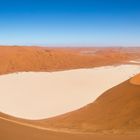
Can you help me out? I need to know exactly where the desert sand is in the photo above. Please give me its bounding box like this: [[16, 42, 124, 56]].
[[1, 73, 140, 140], [0, 65, 140, 119], [130, 73, 140, 85], [0, 46, 140, 75], [39, 73, 140, 134], [1, 46, 140, 139], [1, 115, 140, 140]]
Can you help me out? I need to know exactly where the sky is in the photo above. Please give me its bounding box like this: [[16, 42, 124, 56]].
[[0, 0, 140, 46]]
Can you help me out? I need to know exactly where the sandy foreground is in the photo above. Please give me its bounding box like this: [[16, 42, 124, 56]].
[[0, 64, 140, 119], [1, 117, 140, 140]]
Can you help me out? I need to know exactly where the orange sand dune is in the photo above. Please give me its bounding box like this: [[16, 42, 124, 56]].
[[1, 113, 140, 140], [1, 46, 140, 139], [0, 46, 139, 75], [1, 74, 140, 135], [34, 77, 140, 134], [130, 74, 140, 85]]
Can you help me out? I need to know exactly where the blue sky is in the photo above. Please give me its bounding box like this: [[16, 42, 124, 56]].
[[0, 0, 140, 46]]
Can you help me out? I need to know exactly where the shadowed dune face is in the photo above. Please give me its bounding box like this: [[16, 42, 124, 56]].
[[0, 65, 140, 119]]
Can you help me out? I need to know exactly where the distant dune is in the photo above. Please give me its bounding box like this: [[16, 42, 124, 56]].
[[0, 46, 139, 75]]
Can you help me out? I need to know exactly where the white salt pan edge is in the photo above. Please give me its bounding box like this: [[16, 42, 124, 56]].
[[129, 60, 140, 64], [0, 64, 140, 120]]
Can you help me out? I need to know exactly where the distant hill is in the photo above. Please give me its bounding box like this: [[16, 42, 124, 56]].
[[0, 46, 137, 74]]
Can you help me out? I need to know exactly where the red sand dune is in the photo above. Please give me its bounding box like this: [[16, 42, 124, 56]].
[[35, 77, 140, 134], [0, 46, 139, 75], [1, 113, 140, 140], [0, 74, 140, 135], [1, 46, 140, 139], [130, 74, 140, 85], [1, 76, 140, 139]]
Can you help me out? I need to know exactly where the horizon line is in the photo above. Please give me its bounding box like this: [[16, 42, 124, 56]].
[[0, 44, 140, 48]]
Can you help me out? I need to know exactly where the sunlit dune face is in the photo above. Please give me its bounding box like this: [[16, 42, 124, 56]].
[[0, 65, 140, 120], [130, 74, 140, 85]]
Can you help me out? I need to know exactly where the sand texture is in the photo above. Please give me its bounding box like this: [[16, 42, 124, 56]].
[[0, 65, 140, 119], [1, 46, 140, 139]]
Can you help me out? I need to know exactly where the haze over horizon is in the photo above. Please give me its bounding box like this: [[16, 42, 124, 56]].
[[0, 0, 140, 46]]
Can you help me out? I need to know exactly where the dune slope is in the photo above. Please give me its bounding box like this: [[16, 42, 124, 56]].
[[0, 46, 138, 75], [1, 46, 140, 139], [35, 77, 140, 134], [1, 115, 140, 140], [0, 65, 139, 119], [130, 73, 140, 85]]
